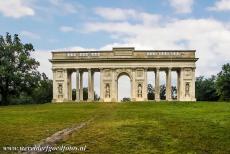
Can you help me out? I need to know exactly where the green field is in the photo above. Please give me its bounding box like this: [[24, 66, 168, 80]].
[[0, 102, 230, 153]]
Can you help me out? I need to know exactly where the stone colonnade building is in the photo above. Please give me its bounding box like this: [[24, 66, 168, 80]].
[[50, 47, 198, 102]]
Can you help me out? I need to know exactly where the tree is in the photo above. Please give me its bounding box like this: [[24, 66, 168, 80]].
[[147, 84, 155, 100], [171, 86, 177, 100], [82, 87, 99, 101], [195, 76, 219, 101], [216, 63, 230, 101], [32, 73, 53, 103], [160, 84, 166, 100], [0, 33, 40, 105], [83, 87, 88, 100], [121, 97, 131, 102], [147, 84, 176, 100]]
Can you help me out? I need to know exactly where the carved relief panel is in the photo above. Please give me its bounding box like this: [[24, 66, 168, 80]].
[[136, 69, 144, 80], [184, 68, 192, 79], [57, 70, 63, 79], [103, 69, 112, 80]]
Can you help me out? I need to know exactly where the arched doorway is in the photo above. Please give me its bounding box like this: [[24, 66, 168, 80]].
[[117, 72, 132, 102]]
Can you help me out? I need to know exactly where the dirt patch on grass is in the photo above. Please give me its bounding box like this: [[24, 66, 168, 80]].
[[22, 118, 94, 154]]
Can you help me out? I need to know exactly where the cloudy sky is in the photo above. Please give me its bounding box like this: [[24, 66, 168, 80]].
[[0, 0, 230, 99]]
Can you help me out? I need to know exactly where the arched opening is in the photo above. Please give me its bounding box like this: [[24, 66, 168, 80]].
[[117, 73, 131, 102]]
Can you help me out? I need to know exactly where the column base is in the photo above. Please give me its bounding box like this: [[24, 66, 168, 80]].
[[53, 98, 67, 103], [87, 99, 93, 102], [166, 98, 172, 101], [111, 98, 117, 102], [104, 98, 112, 102], [99, 98, 104, 102], [155, 98, 160, 102], [178, 97, 196, 101]]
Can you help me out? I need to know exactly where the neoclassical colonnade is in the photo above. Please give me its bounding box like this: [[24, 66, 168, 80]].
[[50, 47, 198, 102]]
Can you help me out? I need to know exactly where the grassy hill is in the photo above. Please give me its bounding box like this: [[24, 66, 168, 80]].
[[0, 102, 229, 153]]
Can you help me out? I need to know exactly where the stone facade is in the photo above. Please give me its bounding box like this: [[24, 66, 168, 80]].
[[50, 47, 198, 102]]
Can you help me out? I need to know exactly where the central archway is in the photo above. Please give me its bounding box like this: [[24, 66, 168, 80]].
[[117, 72, 132, 102]]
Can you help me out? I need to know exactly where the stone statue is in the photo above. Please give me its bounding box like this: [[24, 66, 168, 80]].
[[138, 84, 142, 97], [185, 82, 190, 96], [105, 84, 110, 98], [58, 84, 63, 94]]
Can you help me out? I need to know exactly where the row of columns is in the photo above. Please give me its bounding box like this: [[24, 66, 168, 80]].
[[155, 67, 172, 101], [54, 67, 195, 102], [74, 67, 173, 102], [75, 69, 94, 102]]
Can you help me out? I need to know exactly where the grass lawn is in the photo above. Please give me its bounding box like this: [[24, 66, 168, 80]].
[[0, 102, 230, 153]]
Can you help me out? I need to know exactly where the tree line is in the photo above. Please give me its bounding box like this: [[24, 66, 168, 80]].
[[195, 63, 230, 101], [0, 33, 229, 105]]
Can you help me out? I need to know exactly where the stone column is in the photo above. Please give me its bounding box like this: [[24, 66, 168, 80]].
[[79, 71, 83, 101], [131, 69, 136, 101], [75, 69, 80, 102], [177, 69, 180, 101], [111, 69, 117, 102], [100, 69, 104, 102], [166, 67, 172, 101], [67, 71, 72, 101], [63, 69, 68, 101], [143, 68, 148, 100], [52, 69, 57, 102], [179, 68, 184, 101], [91, 71, 94, 101], [191, 68, 196, 101], [155, 67, 160, 101], [88, 69, 92, 101]]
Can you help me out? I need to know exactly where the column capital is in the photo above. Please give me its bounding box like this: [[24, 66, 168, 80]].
[[52, 68, 65, 71], [168, 67, 172, 70], [155, 67, 160, 71]]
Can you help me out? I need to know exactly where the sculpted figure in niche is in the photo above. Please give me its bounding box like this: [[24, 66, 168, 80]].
[[105, 84, 110, 98], [58, 84, 63, 94], [185, 82, 190, 96], [138, 84, 142, 97]]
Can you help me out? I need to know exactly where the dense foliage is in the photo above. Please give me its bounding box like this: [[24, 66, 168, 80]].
[[147, 84, 177, 100], [216, 63, 230, 101], [32, 73, 53, 103], [72, 87, 99, 101], [195, 76, 219, 101], [0, 33, 52, 105], [196, 63, 230, 101]]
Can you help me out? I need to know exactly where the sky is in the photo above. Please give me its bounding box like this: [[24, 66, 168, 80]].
[[0, 0, 230, 100]]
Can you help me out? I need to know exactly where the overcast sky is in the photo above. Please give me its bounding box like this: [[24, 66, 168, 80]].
[[0, 0, 230, 100]]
